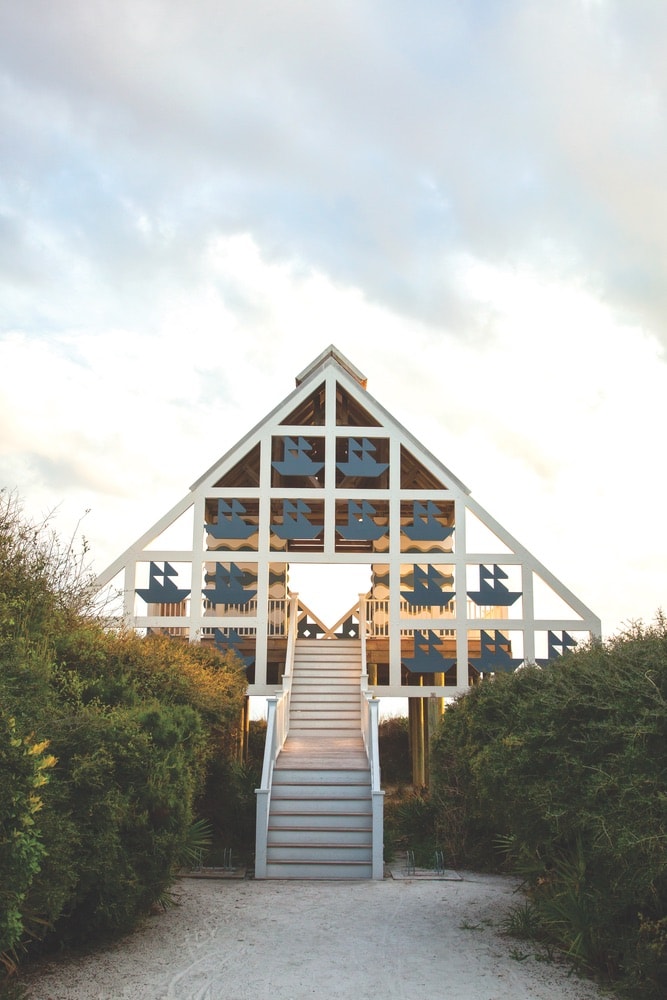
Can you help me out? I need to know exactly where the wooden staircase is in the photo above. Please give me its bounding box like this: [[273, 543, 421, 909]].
[[265, 639, 373, 879]]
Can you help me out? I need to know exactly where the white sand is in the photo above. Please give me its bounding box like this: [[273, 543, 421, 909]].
[[22, 874, 608, 1000]]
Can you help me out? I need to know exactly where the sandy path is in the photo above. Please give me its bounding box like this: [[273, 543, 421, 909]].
[[22, 874, 607, 1000]]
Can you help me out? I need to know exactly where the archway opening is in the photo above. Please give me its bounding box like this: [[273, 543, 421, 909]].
[[287, 563, 371, 628]]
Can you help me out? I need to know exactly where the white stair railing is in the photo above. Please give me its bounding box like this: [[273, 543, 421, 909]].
[[359, 592, 385, 880], [254, 591, 299, 878]]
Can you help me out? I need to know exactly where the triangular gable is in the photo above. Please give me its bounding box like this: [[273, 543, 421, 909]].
[[188, 347, 469, 495], [94, 346, 600, 697]]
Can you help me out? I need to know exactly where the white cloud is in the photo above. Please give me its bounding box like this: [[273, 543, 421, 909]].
[[2, 233, 666, 636], [1, 2, 666, 636]]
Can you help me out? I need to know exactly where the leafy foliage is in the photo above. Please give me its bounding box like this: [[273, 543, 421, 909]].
[[0, 490, 248, 973], [0, 714, 55, 969], [430, 620, 667, 997], [378, 715, 412, 786], [383, 789, 439, 866]]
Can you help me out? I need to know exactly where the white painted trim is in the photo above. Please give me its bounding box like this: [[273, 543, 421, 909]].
[[92, 346, 601, 702]]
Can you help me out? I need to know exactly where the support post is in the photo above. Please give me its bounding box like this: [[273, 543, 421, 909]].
[[409, 696, 426, 789], [239, 695, 250, 763]]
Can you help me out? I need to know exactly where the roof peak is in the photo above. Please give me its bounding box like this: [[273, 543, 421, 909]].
[[295, 345, 367, 389]]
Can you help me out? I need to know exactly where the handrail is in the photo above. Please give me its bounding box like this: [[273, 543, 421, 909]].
[[283, 591, 299, 680], [254, 591, 299, 878], [359, 591, 384, 880], [364, 597, 508, 636], [359, 591, 368, 668]]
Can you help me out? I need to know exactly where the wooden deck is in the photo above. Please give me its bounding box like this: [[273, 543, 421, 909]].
[[276, 731, 369, 771]]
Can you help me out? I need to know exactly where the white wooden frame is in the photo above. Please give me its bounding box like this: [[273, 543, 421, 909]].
[[94, 346, 601, 699]]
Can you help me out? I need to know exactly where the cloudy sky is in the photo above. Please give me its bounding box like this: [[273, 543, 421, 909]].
[[1, 0, 666, 638]]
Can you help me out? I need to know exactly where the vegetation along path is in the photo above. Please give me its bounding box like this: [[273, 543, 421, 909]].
[[23, 874, 608, 1000]]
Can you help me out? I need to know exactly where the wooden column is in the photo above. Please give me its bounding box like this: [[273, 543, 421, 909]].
[[238, 696, 250, 763], [409, 696, 426, 789], [425, 692, 445, 787]]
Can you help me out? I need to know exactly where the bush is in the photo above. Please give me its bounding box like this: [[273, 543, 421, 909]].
[[430, 619, 667, 997], [383, 789, 439, 866], [378, 716, 411, 786], [31, 701, 206, 945], [0, 491, 248, 967], [0, 713, 55, 969]]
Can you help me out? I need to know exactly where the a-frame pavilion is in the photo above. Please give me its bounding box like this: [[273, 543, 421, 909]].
[[95, 346, 600, 786]]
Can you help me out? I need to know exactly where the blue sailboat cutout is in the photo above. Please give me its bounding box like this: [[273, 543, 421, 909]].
[[401, 565, 454, 608], [336, 501, 388, 541], [272, 436, 324, 477], [403, 630, 455, 674], [549, 629, 577, 657], [203, 563, 257, 606], [402, 501, 454, 542], [213, 628, 255, 667], [536, 630, 578, 665], [336, 438, 388, 478], [271, 500, 323, 540], [136, 562, 191, 604], [467, 565, 521, 606], [471, 630, 524, 673], [205, 500, 256, 540]]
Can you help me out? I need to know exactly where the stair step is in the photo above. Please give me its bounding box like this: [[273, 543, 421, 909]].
[[290, 703, 360, 711], [268, 811, 372, 829], [291, 678, 360, 688], [289, 705, 359, 714], [280, 745, 367, 754], [292, 659, 359, 666], [280, 742, 366, 753], [294, 639, 361, 662], [267, 844, 371, 862], [273, 768, 370, 784], [264, 860, 373, 879], [290, 690, 360, 700], [290, 695, 359, 704], [292, 668, 359, 673], [268, 827, 371, 845], [294, 658, 360, 664], [292, 669, 359, 674], [271, 785, 371, 813], [273, 776, 369, 786], [289, 707, 360, 716], [293, 677, 359, 683], [278, 758, 369, 771], [289, 718, 361, 726], [271, 779, 370, 792], [294, 660, 360, 667], [270, 794, 372, 813], [288, 715, 361, 722], [293, 669, 360, 674], [290, 714, 361, 724], [290, 704, 359, 712]]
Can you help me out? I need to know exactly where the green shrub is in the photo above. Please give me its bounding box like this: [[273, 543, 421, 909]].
[[0, 713, 55, 969], [36, 701, 206, 943], [199, 756, 259, 862], [430, 619, 667, 997], [379, 716, 411, 786], [0, 492, 249, 964], [384, 789, 439, 866]]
